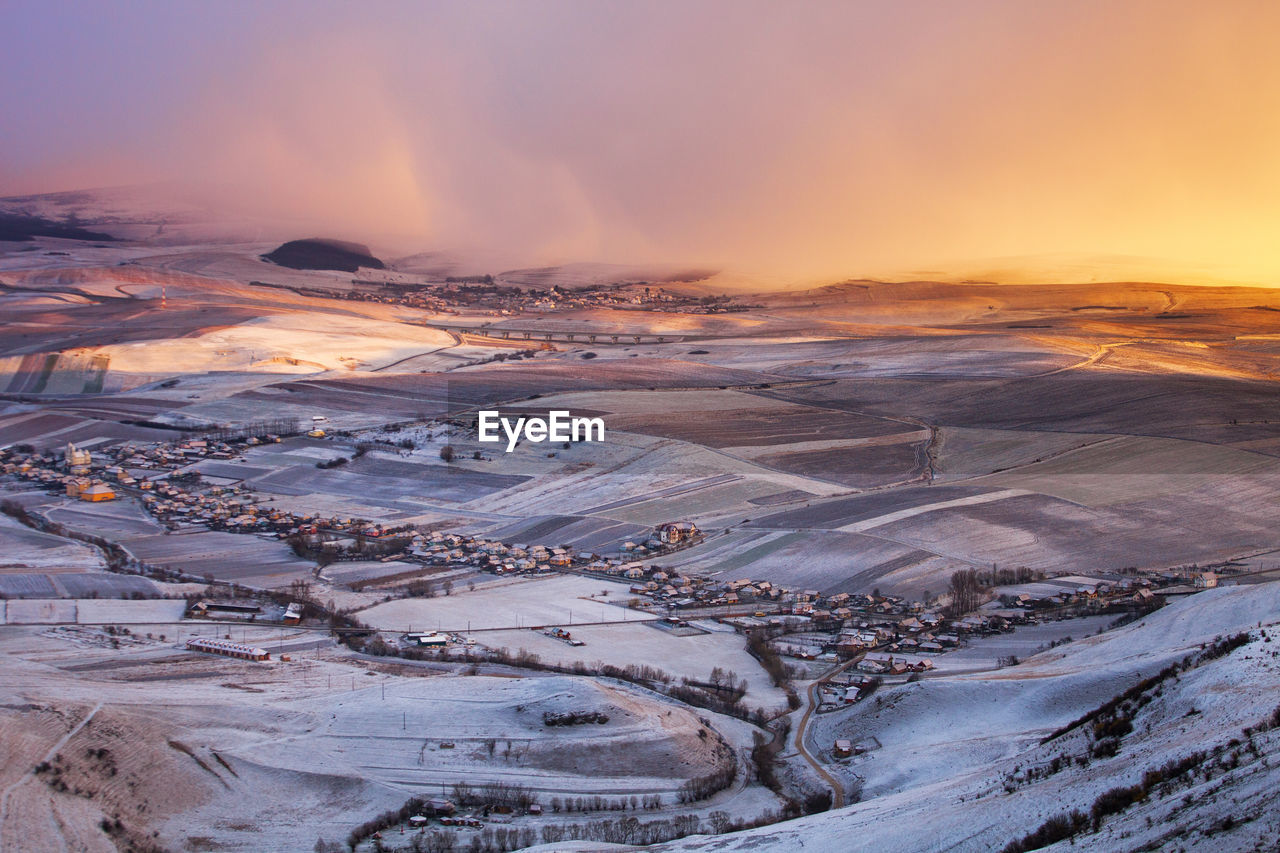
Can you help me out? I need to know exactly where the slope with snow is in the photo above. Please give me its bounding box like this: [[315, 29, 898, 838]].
[[662, 582, 1280, 853]]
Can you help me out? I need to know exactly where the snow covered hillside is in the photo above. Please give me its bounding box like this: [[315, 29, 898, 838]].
[[662, 582, 1280, 853]]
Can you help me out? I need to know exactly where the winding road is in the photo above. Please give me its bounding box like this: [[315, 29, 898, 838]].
[[791, 654, 865, 809]]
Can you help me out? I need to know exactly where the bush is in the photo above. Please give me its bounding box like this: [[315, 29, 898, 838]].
[[1092, 716, 1133, 740], [1001, 810, 1089, 853], [544, 710, 609, 726], [1091, 784, 1144, 828], [751, 729, 784, 794], [804, 791, 832, 814], [1092, 737, 1121, 758], [677, 762, 736, 803]]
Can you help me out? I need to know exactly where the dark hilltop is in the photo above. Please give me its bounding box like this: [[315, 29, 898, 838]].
[[262, 238, 386, 273]]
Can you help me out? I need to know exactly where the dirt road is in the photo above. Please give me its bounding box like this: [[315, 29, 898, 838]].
[[792, 653, 865, 808], [0, 701, 103, 849]]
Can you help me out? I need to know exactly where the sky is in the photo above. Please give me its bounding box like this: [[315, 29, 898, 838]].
[[3, 1, 1280, 284]]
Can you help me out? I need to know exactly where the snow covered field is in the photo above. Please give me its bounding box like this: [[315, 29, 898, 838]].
[[357, 575, 651, 632], [0, 619, 774, 852], [480, 622, 790, 711], [0, 598, 186, 625], [250, 675, 729, 795]]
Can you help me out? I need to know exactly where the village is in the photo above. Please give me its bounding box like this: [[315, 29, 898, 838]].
[[0, 319, 1272, 853], [0, 421, 1253, 853], [0, 434, 1229, 688], [256, 276, 755, 319]]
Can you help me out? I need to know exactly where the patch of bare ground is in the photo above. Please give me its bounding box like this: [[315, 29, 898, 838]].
[[1, 703, 212, 853]]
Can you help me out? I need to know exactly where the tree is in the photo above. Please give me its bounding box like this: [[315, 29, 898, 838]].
[[439, 445, 454, 463], [948, 568, 985, 615], [804, 791, 833, 813]]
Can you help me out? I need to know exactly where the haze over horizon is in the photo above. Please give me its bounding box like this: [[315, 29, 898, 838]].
[[4, 1, 1280, 286]]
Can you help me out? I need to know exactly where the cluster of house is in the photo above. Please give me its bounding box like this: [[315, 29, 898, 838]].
[[336, 280, 750, 317], [626, 575, 918, 617], [0, 438, 386, 541], [4, 439, 717, 591], [991, 572, 1218, 610], [841, 611, 1002, 657], [3, 438, 1227, 641], [3, 444, 119, 501], [349, 281, 658, 313], [140, 483, 300, 533], [0, 437, 288, 509], [818, 677, 886, 713], [407, 532, 593, 572], [629, 571, 789, 609], [614, 568, 944, 626], [763, 574, 1226, 671], [772, 571, 1223, 672], [770, 605, 1021, 665], [395, 521, 702, 576]]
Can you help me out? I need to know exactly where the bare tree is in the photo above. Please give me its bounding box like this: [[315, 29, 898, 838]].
[[948, 568, 985, 615]]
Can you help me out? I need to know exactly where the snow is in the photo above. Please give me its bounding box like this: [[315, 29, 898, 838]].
[[247, 675, 730, 795], [99, 312, 455, 375], [661, 581, 1280, 853], [0, 598, 187, 625], [357, 575, 650, 633], [480, 622, 789, 710], [0, 511, 105, 569]]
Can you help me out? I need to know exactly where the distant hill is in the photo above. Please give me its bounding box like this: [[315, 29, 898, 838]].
[[0, 212, 117, 243], [262, 238, 385, 272]]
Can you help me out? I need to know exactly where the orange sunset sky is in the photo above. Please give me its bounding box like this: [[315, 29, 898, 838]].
[[3, 1, 1280, 285]]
